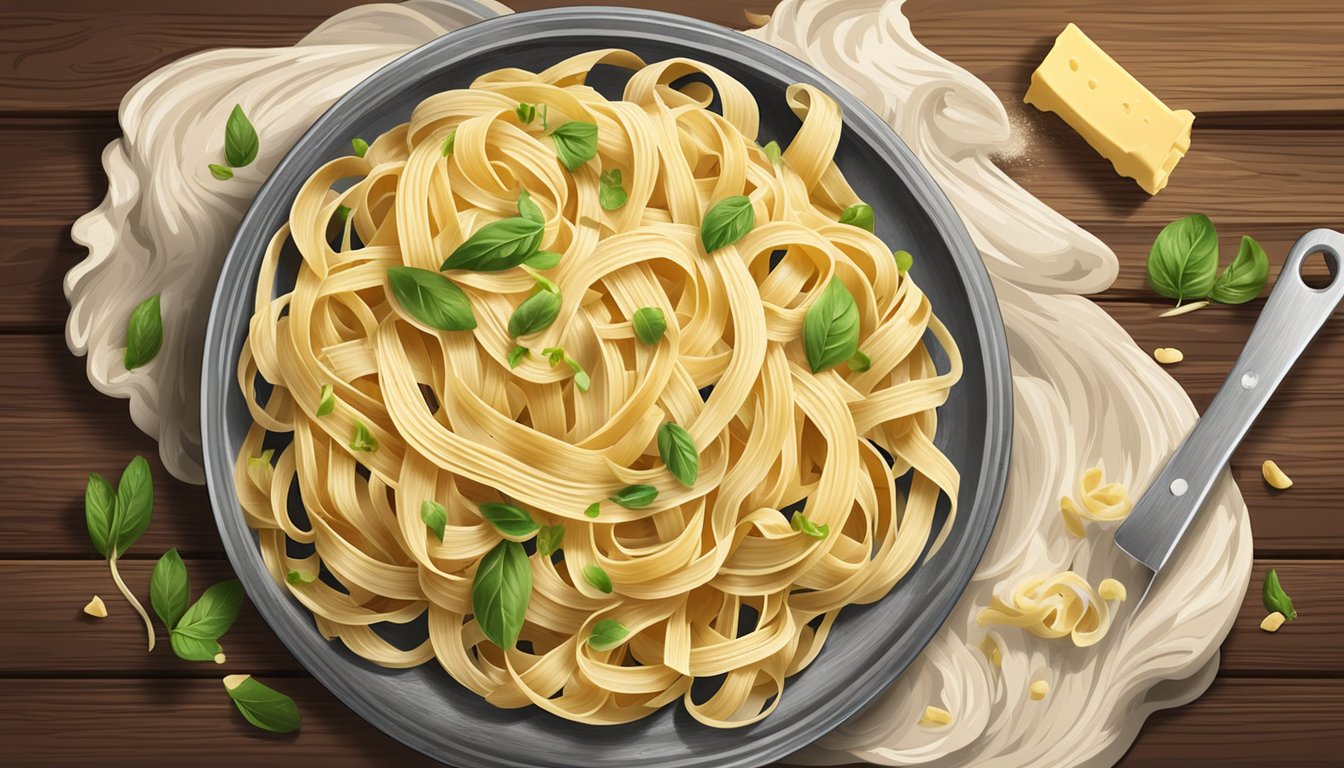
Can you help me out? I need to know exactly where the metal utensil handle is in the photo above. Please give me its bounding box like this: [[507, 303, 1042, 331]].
[[1117, 228, 1344, 572]]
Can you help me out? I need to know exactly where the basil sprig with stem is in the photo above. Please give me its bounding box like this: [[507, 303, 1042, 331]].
[[657, 422, 698, 487], [471, 540, 532, 649], [124, 295, 163, 370], [387, 266, 476, 331], [1147, 214, 1269, 307], [700, 195, 755, 252], [550, 121, 598, 171], [85, 455, 156, 650], [803, 277, 860, 373], [150, 548, 190, 631], [542, 346, 590, 392], [223, 675, 301, 734], [1262, 568, 1297, 621]]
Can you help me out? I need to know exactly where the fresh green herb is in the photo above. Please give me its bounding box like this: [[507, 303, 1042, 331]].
[[471, 540, 532, 649], [609, 484, 657, 509], [700, 195, 755, 253], [550, 121, 599, 171], [516, 102, 537, 124], [517, 190, 544, 224], [541, 347, 590, 392], [124, 295, 163, 370], [599, 169, 628, 211], [479, 503, 540, 538], [421, 500, 447, 541], [803, 277, 860, 373], [85, 457, 157, 650], [839, 203, 874, 232], [762, 140, 783, 166], [223, 675, 301, 734], [224, 104, 259, 168], [582, 564, 613, 594], [508, 280, 562, 338], [1262, 568, 1297, 621], [286, 570, 316, 585], [245, 448, 274, 491], [336, 205, 352, 222], [112, 456, 153, 558], [536, 524, 565, 556], [584, 502, 600, 519], [84, 473, 116, 560], [349, 420, 378, 453], [150, 549, 190, 631], [441, 217, 544, 271], [631, 307, 666, 345], [507, 345, 530, 369], [538, 104, 549, 131], [1147, 214, 1219, 303], [587, 619, 629, 650], [316, 384, 335, 417], [791, 511, 829, 540], [893, 249, 913, 274], [208, 163, 234, 180], [848, 350, 872, 372], [1210, 236, 1270, 304], [351, 137, 369, 158], [524, 250, 562, 269], [387, 266, 477, 331], [441, 129, 456, 157], [170, 579, 244, 662], [657, 422, 698, 487]]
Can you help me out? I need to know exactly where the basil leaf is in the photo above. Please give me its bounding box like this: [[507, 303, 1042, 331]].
[[1210, 235, 1269, 304], [1262, 568, 1296, 621], [791, 511, 829, 539], [421, 500, 447, 541], [582, 564, 613, 594], [657, 422, 698, 487], [471, 540, 532, 649], [441, 217, 543, 272], [631, 307, 666, 345], [349, 420, 378, 453], [113, 455, 153, 557], [849, 350, 872, 372], [599, 169, 627, 211], [516, 102, 536, 124], [151, 548, 190, 630], [538, 104, 549, 131], [588, 619, 629, 651], [700, 195, 755, 252], [336, 205, 351, 222], [803, 277, 860, 373], [523, 250, 562, 269], [762, 140, 782, 166], [224, 104, 259, 168], [286, 570, 316, 585], [508, 287, 562, 338], [387, 266, 476, 331], [1147, 213, 1218, 302], [316, 384, 335, 417], [124, 295, 163, 370], [536, 524, 565, 557], [610, 484, 657, 509], [84, 473, 116, 558], [479, 503, 540, 538], [208, 163, 233, 180], [351, 137, 368, 158], [171, 578, 244, 661], [223, 675, 301, 734], [894, 249, 913, 274], [170, 631, 222, 662], [507, 345, 530, 369], [550, 121, 598, 171], [518, 190, 544, 224], [839, 203, 874, 232], [441, 130, 456, 157], [584, 502, 601, 518]]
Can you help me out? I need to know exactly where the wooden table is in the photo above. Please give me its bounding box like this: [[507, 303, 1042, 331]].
[[3, 1, 1341, 764]]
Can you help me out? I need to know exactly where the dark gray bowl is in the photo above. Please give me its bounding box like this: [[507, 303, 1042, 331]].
[[202, 7, 1010, 768]]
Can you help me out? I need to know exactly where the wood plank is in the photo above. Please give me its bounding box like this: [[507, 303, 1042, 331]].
[[5, 557, 1335, 677], [905, 0, 1344, 116]]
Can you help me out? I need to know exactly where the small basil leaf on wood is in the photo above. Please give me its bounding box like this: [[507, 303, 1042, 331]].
[[387, 266, 476, 331], [224, 104, 259, 168], [536, 524, 565, 557], [316, 384, 335, 417], [84, 473, 116, 558], [208, 163, 234, 180], [609, 484, 657, 509], [700, 195, 755, 252], [1209, 235, 1269, 304], [1147, 213, 1218, 302], [803, 277, 860, 373], [582, 564, 613, 594], [523, 250, 562, 269], [508, 286, 562, 338], [550, 121, 598, 171], [894, 249, 913, 274], [351, 137, 369, 158], [171, 632, 223, 663], [349, 421, 378, 453], [151, 548, 190, 630], [1262, 568, 1297, 621], [517, 190, 544, 224], [839, 203, 874, 232], [479, 503, 540, 538], [762, 140, 782, 166], [588, 619, 629, 650], [507, 345, 530, 369], [421, 500, 447, 541], [791, 512, 829, 539], [124, 295, 163, 370], [171, 579, 244, 661], [440, 217, 543, 272], [223, 675, 301, 734], [471, 540, 532, 649], [657, 422, 698, 487], [631, 307, 666, 345], [113, 455, 153, 557]]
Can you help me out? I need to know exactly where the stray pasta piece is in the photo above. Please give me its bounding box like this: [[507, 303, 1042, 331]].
[[1098, 578, 1128, 601], [1260, 612, 1286, 633], [1060, 466, 1133, 537], [1153, 347, 1183, 364], [83, 595, 108, 618], [920, 705, 953, 727], [1261, 460, 1292, 490], [978, 571, 1114, 647], [743, 9, 771, 27], [214, 652, 227, 664], [1158, 300, 1209, 318], [1029, 680, 1049, 700], [979, 635, 1002, 668]]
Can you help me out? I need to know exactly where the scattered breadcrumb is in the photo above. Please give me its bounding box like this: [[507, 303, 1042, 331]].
[[1159, 300, 1210, 318], [920, 705, 953, 727], [83, 595, 108, 618], [1260, 612, 1286, 633], [1029, 680, 1049, 700], [1262, 460, 1292, 490], [1153, 347, 1183, 364]]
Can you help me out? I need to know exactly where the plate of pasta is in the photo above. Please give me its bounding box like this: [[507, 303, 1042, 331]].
[[202, 7, 1010, 768]]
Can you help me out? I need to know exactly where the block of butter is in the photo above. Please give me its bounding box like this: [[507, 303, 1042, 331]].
[[1025, 23, 1194, 195]]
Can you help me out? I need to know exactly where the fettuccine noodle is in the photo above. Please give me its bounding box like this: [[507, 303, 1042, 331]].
[[234, 50, 960, 727]]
